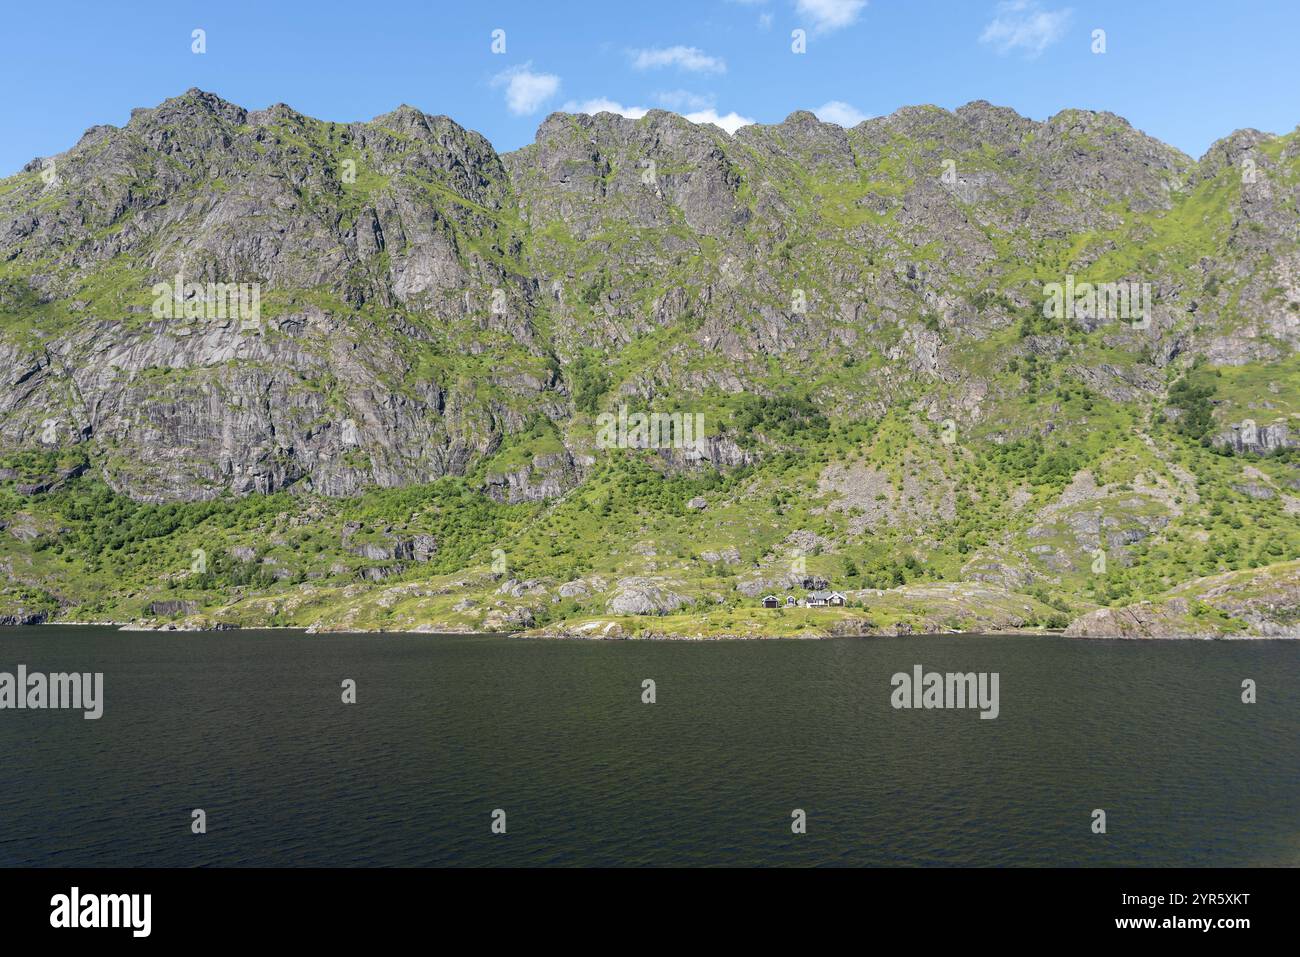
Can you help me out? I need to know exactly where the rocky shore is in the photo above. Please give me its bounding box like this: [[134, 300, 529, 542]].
[[1064, 560, 1300, 639]]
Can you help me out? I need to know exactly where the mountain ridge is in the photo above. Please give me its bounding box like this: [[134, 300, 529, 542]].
[[1, 88, 1298, 637], [24, 88, 1293, 175]]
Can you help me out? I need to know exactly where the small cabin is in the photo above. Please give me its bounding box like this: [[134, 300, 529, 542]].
[[761, 595, 781, 608], [806, 590, 847, 607]]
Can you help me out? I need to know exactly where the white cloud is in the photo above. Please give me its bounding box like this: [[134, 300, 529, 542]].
[[654, 89, 716, 111], [562, 98, 649, 120], [758, 12, 774, 30], [490, 63, 561, 116], [683, 109, 756, 135], [631, 45, 727, 74], [979, 1, 1073, 58], [563, 98, 755, 135], [796, 0, 867, 34], [814, 100, 870, 127]]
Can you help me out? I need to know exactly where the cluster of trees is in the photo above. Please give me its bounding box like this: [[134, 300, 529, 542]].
[[343, 478, 511, 575], [850, 552, 926, 589], [1166, 373, 1217, 443], [51, 484, 286, 559], [985, 437, 1084, 488], [593, 454, 729, 519], [567, 351, 611, 414], [730, 395, 829, 442]]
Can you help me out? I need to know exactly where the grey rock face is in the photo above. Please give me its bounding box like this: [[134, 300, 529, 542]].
[[0, 91, 547, 503], [5, 512, 47, 542], [0, 608, 49, 625], [349, 542, 395, 561], [700, 547, 741, 564], [347, 533, 436, 562], [148, 599, 199, 617], [403, 535, 439, 562], [1, 89, 1298, 508], [483, 451, 583, 503], [1233, 482, 1275, 500], [735, 571, 806, 597], [482, 606, 535, 631], [496, 578, 548, 598], [1217, 421, 1293, 455], [606, 577, 689, 616]]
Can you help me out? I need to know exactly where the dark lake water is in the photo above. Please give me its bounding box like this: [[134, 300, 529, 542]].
[[1, 626, 1297, 867]]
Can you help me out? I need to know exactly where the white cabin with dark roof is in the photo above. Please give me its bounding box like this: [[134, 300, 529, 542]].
[[806, 590, 847, 607]]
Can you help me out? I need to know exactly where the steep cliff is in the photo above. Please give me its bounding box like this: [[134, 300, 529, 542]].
[[2, 91, 1298, 634]]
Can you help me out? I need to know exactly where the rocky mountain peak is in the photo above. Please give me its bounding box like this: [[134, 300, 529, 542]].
[[138, 88, 250, 128], [0, 89, 1296, 509]]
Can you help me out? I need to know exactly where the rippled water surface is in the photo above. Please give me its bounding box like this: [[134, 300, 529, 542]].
[[1, 627, 1297, 866]]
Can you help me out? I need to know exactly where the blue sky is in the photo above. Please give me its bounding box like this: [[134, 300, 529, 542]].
[[2, 0, 1298, 175]]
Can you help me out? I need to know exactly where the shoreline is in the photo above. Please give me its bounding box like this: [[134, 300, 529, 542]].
[[6, 620, 1296, 640]]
